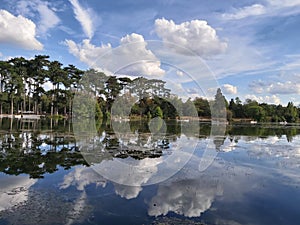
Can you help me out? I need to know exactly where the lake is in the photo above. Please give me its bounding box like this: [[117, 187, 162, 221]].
[[0, 118, 300, 225]]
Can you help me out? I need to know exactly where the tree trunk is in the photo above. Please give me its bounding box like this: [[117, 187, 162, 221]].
[[69, 99, 72, 118], [10, 97, 14, 116], [28, 96, 31, 112], [35, 101, 38, 114], [23, 94, 26, 112], [51, 102, 53, 117]]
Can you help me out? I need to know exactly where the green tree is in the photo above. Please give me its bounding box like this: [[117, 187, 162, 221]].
[[27, 55, 50, 114], [247, 105, 266, 122], [211, 88, 227, 119], [48, 60, 68, 116], [8, 57, 28, 113], [104, 76, 122, 115], [285, 102, 298, 123], [153, 106, 163, 118], [182, 98, 197, 117], [193, 97, 211, 117], [0, 61, 10, 114]]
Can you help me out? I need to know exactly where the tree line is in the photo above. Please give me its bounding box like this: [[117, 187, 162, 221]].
[[0, 55, 83, 116], [0, 55, 299, 122]]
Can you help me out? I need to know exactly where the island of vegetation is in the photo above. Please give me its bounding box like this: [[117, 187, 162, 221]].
[[0, 55, 299, 123]]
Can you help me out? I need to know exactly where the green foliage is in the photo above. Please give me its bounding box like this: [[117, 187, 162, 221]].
[[182, 98, 197, 117], [285, 102, 298, 123], [95, 101, 103, 119], [211, 88, 227, 119], [247, 105, 266, 122], [153, 106, 163, 118], [105, 111, 111, 120], [193, 97, 210, 117], [1, 55, 300, 124]]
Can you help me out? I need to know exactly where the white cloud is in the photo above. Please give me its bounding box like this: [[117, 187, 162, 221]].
[[206, 36, 276, 78], [60, 167, 107, 191], [43, 81, 53, 92], [15, 0, 35, 17], [244, 94, 281, 104], [222, 84, 237, 94], [148, 180, 220, 217], [268, 0, 300, 7], [36, 2, 60, 35], [269, 81, 300, 94], [113, 184, 143, 200], [15, 0, 60, 36], [186, 88, 198, 94], [222, 4, 266, 20], [155, 18, 227, 57], [249, 80, 267, 94], [93, 156, 163, 188], [69, 0, 95, 39], [221, 1, 300, 21], [65, 39, 111, 64], [250, 80, 300, 95], [176, 70, 184, 76], [0, 10, 43, 50], [65, 33, 165, 76], [0, 176, 36, 212], [65, 191, 87, 225]]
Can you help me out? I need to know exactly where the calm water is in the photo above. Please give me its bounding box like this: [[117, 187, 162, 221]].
[[1, 118, 300, 225]]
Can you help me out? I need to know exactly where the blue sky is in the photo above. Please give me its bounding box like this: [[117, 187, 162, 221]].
[[1, 0, 300, 105]]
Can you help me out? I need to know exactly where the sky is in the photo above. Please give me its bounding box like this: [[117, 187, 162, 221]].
[[1, 0, 300, 105]]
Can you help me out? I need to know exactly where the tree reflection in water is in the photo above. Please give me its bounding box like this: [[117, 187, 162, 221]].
[[1, 117, 300, 179], [1, 118, 300, 224]]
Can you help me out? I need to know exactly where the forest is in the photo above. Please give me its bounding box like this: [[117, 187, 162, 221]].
[[0, 55, 299, 123]]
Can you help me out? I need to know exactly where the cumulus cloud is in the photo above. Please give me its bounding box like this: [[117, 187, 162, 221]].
[[222, 4, 266, 20], [113, 184, 143, 200], [245, 94, 281, 104], [60, 167, 107, 191], [249, 80, 267, 94], [93, 157, 163, 188], [222, 84, 237, 94], [14, 0, 60, 36], [69, 0, 95, 39], [148, 179, 220, 217], [65, 33, 165, 76], [65, 39, 111, 64], [155, 18, 227, 57], [186, 88, 198, 94], [250, 80, 300, 95], [0, 10, 43, 50], [269, 81, 300, 94]]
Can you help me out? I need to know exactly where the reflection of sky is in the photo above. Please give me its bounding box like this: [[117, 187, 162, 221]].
[[56, 134, 300, 223], [2, 133, 300, 224], [0, 175, 36, 212], [81, 134, 197, 186], [60, 166, 107, 191], [234, 135, 300, 168], [148, 178, 222, 217], [60, 166, 144, 200]]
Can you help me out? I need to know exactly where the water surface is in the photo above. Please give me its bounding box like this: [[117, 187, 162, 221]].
[[0, 118, 300, 225]]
